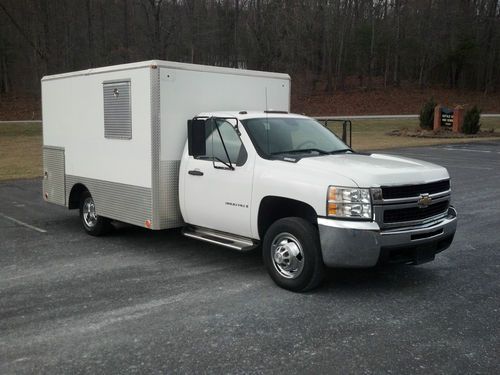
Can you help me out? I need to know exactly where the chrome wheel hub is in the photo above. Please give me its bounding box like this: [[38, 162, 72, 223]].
[[271, 233, 304, 279], [82, 197, 98, 228]]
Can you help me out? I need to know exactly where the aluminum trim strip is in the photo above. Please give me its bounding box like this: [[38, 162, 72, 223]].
[[42, 60, 290, 82], [374, 194, 450, 210], [150, 66, 162, 229], [372, 190, 451, 205]]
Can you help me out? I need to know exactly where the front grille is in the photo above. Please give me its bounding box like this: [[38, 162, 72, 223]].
[[382, 180, 450, 199], [384, 200, 449, 224]]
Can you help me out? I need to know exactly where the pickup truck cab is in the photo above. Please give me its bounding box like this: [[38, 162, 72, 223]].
[[180, 111, 457, 291]]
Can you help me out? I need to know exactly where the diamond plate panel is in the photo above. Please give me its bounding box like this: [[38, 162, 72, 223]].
[[66, 175, 152, 228], [43, 146, 66, 206]]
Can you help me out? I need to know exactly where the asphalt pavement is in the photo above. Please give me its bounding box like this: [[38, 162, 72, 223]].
[[1, 142, 499, 374]]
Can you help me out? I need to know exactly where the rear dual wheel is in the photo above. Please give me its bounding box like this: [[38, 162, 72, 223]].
[[263, 217, 325, 292], [79, 191, 112, 236]]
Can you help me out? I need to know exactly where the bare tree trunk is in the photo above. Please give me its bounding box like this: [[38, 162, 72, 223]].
[[139, 0, 163, 58], [29, 0, 48, 91], [0, 1, 49, 62], [418, 0, 433, 89], [233, 0, 239, 67], [189, 0, 197, 63], [323, 2, 334, 92], [335, 0, 352, 91], [153, 1, 162, 57], [368, 0, 376, 89], [99, 1, 107, 65], [62, 0, 71, 70], [123, 0, 130, 61], [0, 37, 11, 95], [86, 0, 94, 67], [393, 0, 401, 87], [418, 55, 426, 89], [483, 0, 498, 93], [40, 0, 49, 75]]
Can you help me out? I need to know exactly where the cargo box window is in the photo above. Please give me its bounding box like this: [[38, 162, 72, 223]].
[[103, 80, 132, 139]]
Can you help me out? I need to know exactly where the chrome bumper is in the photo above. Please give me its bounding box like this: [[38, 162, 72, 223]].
[[317, 207, 457, 268]]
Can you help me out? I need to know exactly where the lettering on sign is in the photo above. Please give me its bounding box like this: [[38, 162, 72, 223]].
[[441, 108, 454, 129]]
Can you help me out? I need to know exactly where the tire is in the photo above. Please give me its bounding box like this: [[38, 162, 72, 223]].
[[79, 191, 112, 236], [263, 217, 325, 292]]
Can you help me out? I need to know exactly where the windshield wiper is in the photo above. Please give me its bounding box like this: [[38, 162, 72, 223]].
[[271, 148, 330, 155], [328, 148, 352, 154]]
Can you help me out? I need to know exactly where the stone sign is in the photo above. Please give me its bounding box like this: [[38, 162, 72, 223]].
[[433, 105, 464, 133]]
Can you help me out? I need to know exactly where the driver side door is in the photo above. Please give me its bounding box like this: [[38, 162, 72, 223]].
[[183, 119, 253, 237]]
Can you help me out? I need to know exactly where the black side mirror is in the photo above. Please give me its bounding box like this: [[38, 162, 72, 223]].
[[318, 118, 352, 148], [341, 120, 352, 147], [187, 119, 206, 156]]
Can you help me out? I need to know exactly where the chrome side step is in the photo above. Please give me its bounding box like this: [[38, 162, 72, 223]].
[[182, 226, 258, 252]]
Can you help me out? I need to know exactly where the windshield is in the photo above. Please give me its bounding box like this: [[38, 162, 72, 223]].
[[241, 117, 349, 158]]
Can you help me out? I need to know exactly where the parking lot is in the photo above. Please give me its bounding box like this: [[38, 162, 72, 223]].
[[1, 142, 499, 374]]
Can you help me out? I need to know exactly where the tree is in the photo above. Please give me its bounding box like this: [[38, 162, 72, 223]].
[[0, 0, 498, 98]]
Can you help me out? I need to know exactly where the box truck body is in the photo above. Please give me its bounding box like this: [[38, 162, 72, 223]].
[[42, 60, 290, 229]]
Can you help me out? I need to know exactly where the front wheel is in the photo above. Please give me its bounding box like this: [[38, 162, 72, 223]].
[[79, 191, 112, 236], [263, 217, 325, 292]]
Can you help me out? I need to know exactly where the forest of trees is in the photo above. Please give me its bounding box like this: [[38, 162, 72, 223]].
[[1, 0, 499, 97]]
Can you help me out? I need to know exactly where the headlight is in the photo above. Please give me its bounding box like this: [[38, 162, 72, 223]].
[[327, 186, 372, 219]]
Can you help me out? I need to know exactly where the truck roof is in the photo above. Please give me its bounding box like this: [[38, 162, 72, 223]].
[[196, 111, 308, 121], [41, 60, 290, 82]]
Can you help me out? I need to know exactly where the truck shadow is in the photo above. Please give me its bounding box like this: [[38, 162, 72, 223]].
[[69, 219, 443, 295], [321, 265, 440, 294]]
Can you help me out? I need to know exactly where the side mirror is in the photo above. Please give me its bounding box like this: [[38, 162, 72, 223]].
[[341, 120, 352, 147], [187, 119, 206, 157], [317, 118, 352, 148]]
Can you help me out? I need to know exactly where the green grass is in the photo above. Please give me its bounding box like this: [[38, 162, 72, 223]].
[[0, 122, 42, 181], [480, 117, 500, 131], [327, 117, 500, 151], [0, 122, 43, 137], [0, 118, 499, 181]]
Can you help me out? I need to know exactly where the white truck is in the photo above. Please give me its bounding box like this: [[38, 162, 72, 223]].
[[42, 60, 457, 291]]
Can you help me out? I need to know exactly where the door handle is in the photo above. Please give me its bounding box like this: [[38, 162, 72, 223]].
[[188, 170, 204, 176]]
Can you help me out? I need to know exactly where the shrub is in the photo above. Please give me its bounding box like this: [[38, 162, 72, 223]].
[[419, 97, 437, 130], [462, 106, 481, 134]]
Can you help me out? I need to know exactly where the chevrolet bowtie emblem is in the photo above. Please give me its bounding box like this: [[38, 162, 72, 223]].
[[417, 193, 432, 208]]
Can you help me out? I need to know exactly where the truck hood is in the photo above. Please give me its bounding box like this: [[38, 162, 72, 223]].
[[297, 152, 449, 187]]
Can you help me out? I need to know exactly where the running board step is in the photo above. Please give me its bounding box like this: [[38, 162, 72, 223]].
[[182, 226, 258, 251]]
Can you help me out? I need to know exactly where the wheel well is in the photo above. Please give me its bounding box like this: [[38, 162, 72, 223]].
[[257, 196, 317, 239], [68, 183, 88, 209]]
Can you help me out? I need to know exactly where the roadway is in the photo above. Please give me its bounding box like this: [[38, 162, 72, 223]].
[[1, 142, 499, 374]]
